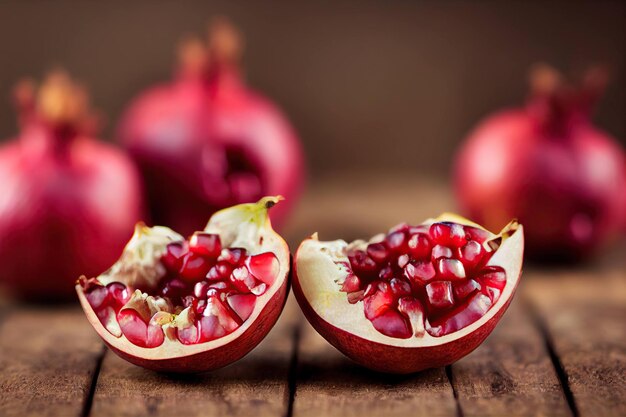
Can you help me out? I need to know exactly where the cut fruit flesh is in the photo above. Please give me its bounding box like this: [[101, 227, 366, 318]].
[[76, 197, 290, 371], [293, 214, 523, 350]]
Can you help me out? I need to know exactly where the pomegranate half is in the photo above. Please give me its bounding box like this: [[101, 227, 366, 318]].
[[77, 196, 290, 373], [293, 214, 523, 373]]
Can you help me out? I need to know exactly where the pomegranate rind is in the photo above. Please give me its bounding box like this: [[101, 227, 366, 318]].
[[77, 196, 290, 373], [293, 214, 523, 373]]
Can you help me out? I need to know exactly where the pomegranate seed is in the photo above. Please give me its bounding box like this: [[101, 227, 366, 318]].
[[347, 290, 365, 304], [107, 283, 130, 305], [364, 282, 394, 320], [230, 266, 258, 293], [86, 286, 109, 310], [348, 250, 378, 278], [407, 233, 431, 260], [453, 279, 481, 300], [182, 295, 198, 309], [367, 242, 389, 264], [227, 293, 257, 321], [220, 248, 247, 266], [198, 296, 242, 342], [117, 309, 165, 348], [464, 226, 491, 243], [179, 252, 213, 283], [363, 281, 380, 299], [428, 293, 492, 337], [459, 240, 485, 269], [246, 252, 279, 285], [341, 274, 361, 293], [397, 254, 410, 268], [177, 324, 200, 345], [430, 222, 467, 247], [425, 281, 454, 310], [162, 241, 188, 271], [477, 266, 507, 290], [403, 261, 436, 285], [370, 310, 412, 339], [437, 258, 466, 280], [389, 277, 412, 297], [431, 245, 453, 260], [188, 232, 222, 258], [398, 297, 425, 337], [483, 286, 502, 303], [209, 281, 229, 291], [378, 265, 394, 280], [386, 231, 408, 253], [160, 278, 190, 302], [193, 281, 211, 299]]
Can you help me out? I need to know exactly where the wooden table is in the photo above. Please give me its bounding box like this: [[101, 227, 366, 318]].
[[1, 176, 624, 417]]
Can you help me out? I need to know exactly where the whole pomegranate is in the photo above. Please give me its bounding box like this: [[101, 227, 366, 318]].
[[118, 18, 305, 237], [0, 72, 144, 301], [454, 65, 626, 261]]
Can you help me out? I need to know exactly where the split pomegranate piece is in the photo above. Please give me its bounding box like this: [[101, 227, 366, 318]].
[[293, 214, 523, 373], [76, 196, 290, 373]]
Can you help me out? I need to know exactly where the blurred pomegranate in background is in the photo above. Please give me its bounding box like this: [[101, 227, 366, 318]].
[[0, 71, 144, 301], [454, 65, 626, 262], [118, 18, 305, 237]]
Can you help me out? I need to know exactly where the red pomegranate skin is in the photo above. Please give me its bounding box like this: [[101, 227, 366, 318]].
[[118, 25, 304, 237], [454, 70, 626, 261], [0, 123, 144, 301]]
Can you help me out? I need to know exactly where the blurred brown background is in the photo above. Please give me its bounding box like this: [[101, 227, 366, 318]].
[[0, 0, 624, 177]]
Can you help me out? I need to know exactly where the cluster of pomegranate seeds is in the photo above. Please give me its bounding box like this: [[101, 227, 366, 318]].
[[342, 222, 506, 338], [84, 232, 279, 348]]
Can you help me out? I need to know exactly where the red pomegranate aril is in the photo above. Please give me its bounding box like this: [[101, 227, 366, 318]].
[[349, 250, 378, 278], [162, 241, 188, 272], [367, 242, 389, 264], [178, 324, 200, 345], [220, 248, 247, 266], [347, 290, 365, 304], [189, 232, 222, 258], [404, 261, 436, 286], [118, 309, 165, 348], [436, 258, 466, 280], [386, 231, 408, 253], [370, 310, 411, 339], [478, 266, 507, 290], [464, 226, 490, 244], [428, 292, 492, 337], [398, 297, 426, 337], [227, 293, 257, 321], [407, 233, 431, 260], [230, 266, 257, 293], [453, 279, 481, 300], [193, 281, 211, 299], [459, 240, 485, 270], [246, 252, 279, 285], [389, 277, 412, 297], [364, 283, 394, 320], [379, 265, 394, 280], [87, 286, 109, 310], [397, 254, 410, 268], [430, 222, 467, 247], [431, 245, 453, 260], [179, 252, 213, 282], [341, 274, 361, 293], [107, 283, 130, 305], [160, 278, 190, 303], [425, 281, 455, 310]]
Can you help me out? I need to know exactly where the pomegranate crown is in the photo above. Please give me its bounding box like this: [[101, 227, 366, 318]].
[[13, 70, 100, 135], [526, 63, 610, 131], [177, 16, 244, 79]]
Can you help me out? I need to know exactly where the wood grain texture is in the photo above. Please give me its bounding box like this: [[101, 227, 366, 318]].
[[449, 297, 571, 417], [89, 295, 301, 417], [292, 321, 458, 417], [0, 306, 103, 417], [524, 256, 626, 417]]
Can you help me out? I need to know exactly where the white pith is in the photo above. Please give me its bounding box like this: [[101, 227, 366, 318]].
[[76, 197, 289, 359], [296, 214, 524, 347]]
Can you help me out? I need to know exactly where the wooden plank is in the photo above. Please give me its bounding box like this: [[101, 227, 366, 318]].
[[524, 257, 626, 417], [449, 296, 571, 416], [292, 321, 458, 417], [90, 295, 300, 417], [0, 306, 103, 417]]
